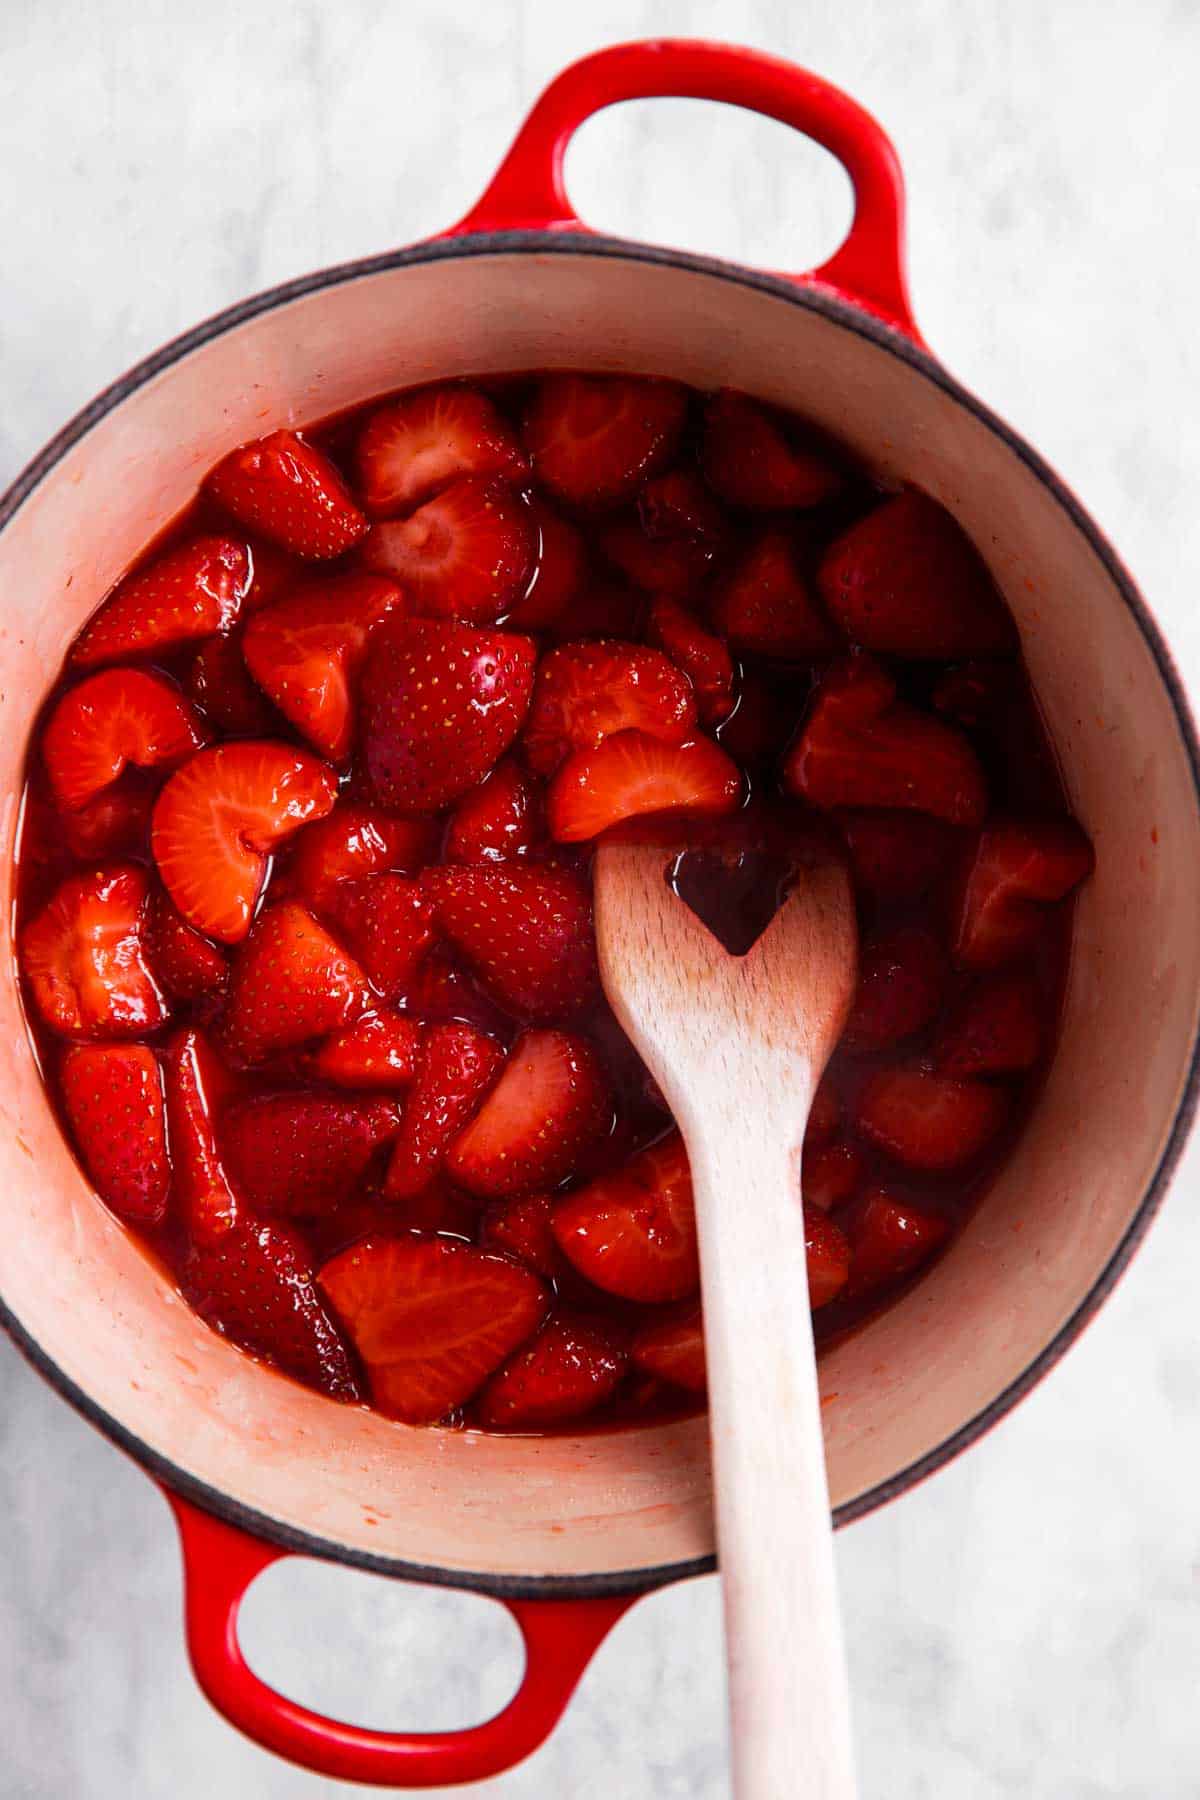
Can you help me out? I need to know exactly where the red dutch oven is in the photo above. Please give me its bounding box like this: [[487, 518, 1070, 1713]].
[[1, 40, 1197, 1788]]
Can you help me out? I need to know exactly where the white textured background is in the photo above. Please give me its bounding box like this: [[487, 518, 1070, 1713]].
[[2, 2, 1199, 1796]]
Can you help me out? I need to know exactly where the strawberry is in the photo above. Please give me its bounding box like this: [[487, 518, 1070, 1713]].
[[805, 1208, 852, 1307], [646, 596, 736, 724], [384, 1177, 479, 1239], [818, 491, 1017, 658], [701, 390, 841, 510], [805, 1073, 841, 1147], [523, 640, 698, 776], [43, 669, 207, 812], [547, 730, 741, 843], [163, 1027, 240, 1239], [325, 873, 436, 1001], [446, 1029, 611, 1199], [290, 805, 437, 910], [803, 1140, 865, 1212], [206, 430, 367, 560], [360, 617, 536, 812], [313, 1011, 424, 1089], [952, 816, 1094, 968], [20, 864, 167, 1039], [145, 886, 227, 1000], [479, 1192, 565, 1280], [631, 1306, 707, 1393], [152, 741, 338, 943], [547, 576, 645, 642], [355, 384, 528, 516], [60, 1043, 169, 1225], [221, 1091, 400, 1217], [189, 634, 278, 735], [551, 1131, 699, 1303], [71, 536, 251, 667], [318, 1234, 547, 1423], [60, 779, 154, 860], [222, 901, 373, 1063], [710, 527, 839, 658], [360, 479, 534, 622], [243, 538, 304, 611], [856, 1066, 1009, 1171], [523, 375, 688, 509], [385, 1022, 504, 1200], [935, 972, 1043, 1076], [475, 1313, 628, 1429], [506, 497, 588, 628], [242, 573, 406, 761], [422, 863, 598, 1021], [842, 1188, 951, 1298], [444, 760, 543, 863], [842, 924, 947, 1052], [596, 518, 715, 598], [836, 808, 960, 906], [931, 659, 1018, 732], [783, 655, 988, 827], [639, 469, 729, 545], [715, 673, 792, 765], [401, 948, 511, 1037]]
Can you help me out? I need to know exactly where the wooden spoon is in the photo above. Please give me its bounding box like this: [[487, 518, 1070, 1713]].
[[594, 835, 859, 1800]]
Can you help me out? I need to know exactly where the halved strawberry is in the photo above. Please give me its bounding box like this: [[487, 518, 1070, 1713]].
[[313, 1011, 424, 1089], [60, 1043, 169, 1225], [242, 573, 406, 761], [20, 865, 167, 1039], [72, 536, 251, 667], [547, 731, 742, 843], [523, 640, 698, 776], [360, 617, 536, 812], [360, 479, 534, 622], [444, 760, 543, 863], [325, 873, 436, 1002], [631, 1305, 707, 1393], [145, 886, 227, 1000], [935, 972, 1043, 1076], [639, 469, 729, 545], [856, 1066, 1009, 1171], [222, 901, 373, 1063], [842, 1188, 951, 1298], [355, 384, 528, 516], [475, 1313, 628, 1429], [551, 1131, 698, 1303], [152, 741, 338, 942], [163, 1027, 240, 1240], [479, 1192, 565, 1280], [422, 863, 598, 1021], [189, 634, 278, 735], [290, 805, 437, 910], [783, 655, 988, 827], [524, 375, 688, 509], [842, 924, 947, 1052], [836, 808, 961, 906], [597, 518, 715, 598], [60, 779, 154, 860], [243, 538, 304, 611], [546, 576, 645, 642], [206, 430, 367, 560], [803, 1140, 864, 1212], [805, 1209, 852, 1307], [446, 1029, 611, 1199], [384, 1176, 479, 1239], [318, 1234, 546, 1423], [952, 817, 1094, 968], [646, 596, 736, 724], [701, 390, 841, 510], [221, 1091, 400, 1217], [710, 528, 839, 658], [506, 497, 588, 628], [385, 1023, 504, 1200], [43, 669, 206, 812], [818, 491, 1016, 659]]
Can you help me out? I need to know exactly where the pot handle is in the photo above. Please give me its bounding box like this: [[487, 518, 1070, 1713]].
[[166, 1491, 635, 1787], [449, 38, 918, 339]]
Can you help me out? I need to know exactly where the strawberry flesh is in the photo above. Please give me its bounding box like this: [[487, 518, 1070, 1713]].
[[952, 816, 1094, 967], [355, 384, 528, 516], [935, 972, 1043, 1076], [842, 924, 947, 1051], [856, 1066, 1009, 1171], [446, 1028, 611, 1199], [72, 536, 251, 667], [805, 1209, 852, 1308], [361, 478, 534, 622], [61, 1043, 169, 1225], [551, 1131, 699, 1303], [631, 1306, 707, 1393], [702, 390, 841, 510], [523, 639, 697, 776], [423, 863, 598, 1020], [843, 1189, 951, 1298], [221, 1091, 400, 1217], [20, 864, 168, 1039], [524, 375, 688, 509], [206, 430, 367, 560], [475, 1313, 628, 1429], [547, 730, 742, 843], [385, 1022, 504, 1200], [43, 669, 206, 811]]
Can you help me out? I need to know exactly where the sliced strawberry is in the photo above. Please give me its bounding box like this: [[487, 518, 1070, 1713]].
[[711, 528, 839, 659], [631, 1306, 707, 1393], [206, 430, 367, 560], [952, 817, 1094, 968], [221, 1091, 400, 1217], [222, 901, 373, 1063], [163, 1027, 240, 1240], [935, 972, 1043, 1076], [446, 1029, 611, 1199], [856, 1066, 1009, 1171], [422, 863, 598, 1021], [803, 1140, 865, 1212], [547, 576, 645, 642], [639, 469, 729, 545], [60, 1043, 169, 1225], [399, 947, 511, 1036], [783, 655, 988, 827], [314, 1011, 424, 1089], [551, 1131, 698, 1303], [355, 385, 528, 517], [189, 634, 278, 735], [20, 865, 167, 1039], [523, 639, 697, 776], [715, 674, 792, 765], [647, 596, 736, 725], [325, 873, 436, 1002], [805, 1208, 852, 1307], [290, 805, 437, 910], [60, 779, 154, 860], [818, 491, 1016, 658], [243, 538, 304, 611], [506, 497, 588, 628], [72, 536, 250, 667], [360, 617, 536, 812], [385, 1023, 504, 1200], [701, 390, 841, 510], [145, 886, 227, 1000], [836, 808, 960, 906], [152, 741, 338, 943], [475, 1313, 628, 1429], [524, 375, 688, 509], [842, 1188, 951, 1298], [597, 518, 715, 598], [547, 731, 741, 843], [43, 669, 206, 812], [444, 760, 543, 863], [242, 573, 405, 761], [361, 479, 534, 622], [479, 1192, 564, 1280], [384, 1176, 479, 1239], [842, 924, 947, 1052], [319, 1235, 546, 1423]]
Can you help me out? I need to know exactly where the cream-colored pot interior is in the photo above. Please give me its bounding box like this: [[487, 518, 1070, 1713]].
[[1, 246, 1196, 1587]]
